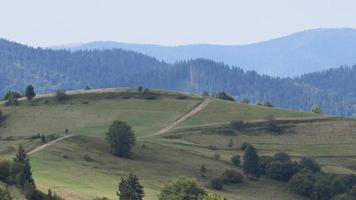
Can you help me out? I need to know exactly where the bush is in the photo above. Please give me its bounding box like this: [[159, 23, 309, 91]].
[[311, 174, 334, 200], [176, 95, 188, 100], [106, 121, 136, 158], [231, 155, 241, 167], [273, 152, 291, 162], [299, 157, 321, 173], [55, 89, 68, 102], [3, 91, 22, 101], [158, 176, 206, 200], [210, 178, 224, 191], [230, 120, 245, 130], [259, 156, 274, 175], [0, 188, 13, 200], [331, 177, 349, 195], [240, 142, 251, 150], [311, 104, 321, 114], [0, 160, 11, 182], [264, 115, 282, 133], [221, 170, 243, 184], [213, 154, 221, 160], [289, 171, 315, 197], [200, 165, 207, 178], [264, 102, 273, 107], [83, 154, 94, 162], [216, 91, 234, 101], [265, 161, 298, 181]]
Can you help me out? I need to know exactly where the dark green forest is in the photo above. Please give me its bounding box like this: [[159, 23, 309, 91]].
[[1, 39, 355, 116]]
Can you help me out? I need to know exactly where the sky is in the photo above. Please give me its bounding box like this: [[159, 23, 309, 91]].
[[0, 0, 356, 47]]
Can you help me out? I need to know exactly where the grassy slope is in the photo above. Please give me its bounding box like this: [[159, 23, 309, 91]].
[[179, 99, 319, 128], [0, 91, 343, 200]]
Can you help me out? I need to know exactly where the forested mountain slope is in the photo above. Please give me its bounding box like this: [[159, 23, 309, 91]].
[[1, 39, 356, 116], [68, 28, 356, 77]]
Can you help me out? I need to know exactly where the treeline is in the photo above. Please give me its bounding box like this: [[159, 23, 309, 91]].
[[1, 39, 356, 116]]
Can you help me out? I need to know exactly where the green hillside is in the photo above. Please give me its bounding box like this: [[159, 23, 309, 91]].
[[0, 89, 354, 200]]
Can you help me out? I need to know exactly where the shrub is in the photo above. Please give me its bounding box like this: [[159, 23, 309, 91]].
[[230, 120, 245, 130], [176, 95, 188, 100], [311, 174, 334, 200], [83, 154, 94, 162], [202, 193, 225, 200], [299, 157, 321, 173], [240, 142, 251, 151], [3, 91, 22, 101], [289, 171, 315, 197], [221, 170, 243, 184], [273, 152, 291, 162], [0, 160, 11, 182], [231, 155, 241, 167], [210, 178, 224, 191], [200, 165, 207, 178], [106, 121, 136, 158], [259, 155, 274, 175], [55, 90, 68, 102], [213, 154, 221, 160], [216, 91, 234, 101], [0, 188, 13, 200], [265, 161, 299, 181], [158, 176, 206, 200], [264, 115, 282, 133], [331, 177, 349, 195], [208, 145, 217, 151], [227, 139, 234, 148], [311, 104, 321, 114], [264, 102, 273, 107]]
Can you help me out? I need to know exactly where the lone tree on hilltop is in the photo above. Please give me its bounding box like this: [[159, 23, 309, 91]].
[[243, 145, 261, 178], [117, 174, 144, 200], [25, 85, 36, 101], [106, 121, 136, 158]]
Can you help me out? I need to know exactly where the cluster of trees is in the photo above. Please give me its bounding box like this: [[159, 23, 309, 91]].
[[258, 151, 356, 200], [0, 146, 64, 200], [2, 39, 356, 116]]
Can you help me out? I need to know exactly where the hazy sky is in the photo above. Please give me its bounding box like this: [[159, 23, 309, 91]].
[[1, 0, 356, 47]]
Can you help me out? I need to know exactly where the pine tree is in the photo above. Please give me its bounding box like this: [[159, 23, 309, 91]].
[[25, 85, 36, 101], [200, 165, 207, 178], [243, 145, 261, 178], [13, 145, 35, 187], [117, 174, 144, 200]]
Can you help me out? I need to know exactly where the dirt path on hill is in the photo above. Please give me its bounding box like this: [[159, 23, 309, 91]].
[[147, 98, 210, 137], [28, 135, 74, 155], [27, 97, 210, 153]]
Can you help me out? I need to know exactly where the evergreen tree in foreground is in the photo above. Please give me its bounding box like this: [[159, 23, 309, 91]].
[[243, 145, 261, 178], [13, 145, 35, 187], [25, 85, 36, 101], [117, 174, 144, 200]]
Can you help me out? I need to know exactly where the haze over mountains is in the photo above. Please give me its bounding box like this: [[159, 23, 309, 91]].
[[57, 28, 356, 77]]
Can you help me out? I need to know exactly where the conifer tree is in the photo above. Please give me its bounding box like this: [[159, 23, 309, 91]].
[[243, 145, 261, 178], [13, 145, 35, 187], [25, 85, 36, 101], [117, 174, 144, 200]]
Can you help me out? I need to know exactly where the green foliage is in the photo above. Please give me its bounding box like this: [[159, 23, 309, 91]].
[[331, 177, 349, 195], [47, 189, 65, 200], [215, 91, 234, 101], [199, 165, 207, 178], [265, 161, 299, 181], [273, 152, 291, 162], [289, 171, 315, 197], [25, 85, 36, 101], [201, 193, 225, 200], [137, 86, 143, 93], [230, 155, 241, 167], [158, 176, 206, 200], [221, 170, 243, 184], [264, 115, 282, 133], [210, 178, 223, 191], [243, 145, 261, 178], [240, 142, 251, 151], [230, 120, 245, 130], [264, 102, 273, 107], [0, 188, 13, 200], [3, 91, 22, 101], [299, 157, 321, 173], [117, 174, 144, 200], [5, 95, 19, 106], [0, 160, 11, 182], [259, 156, 274, 175], [311, 174, 334, 200], [227, 139, 234, 148], [13, 145, 35, 188], [311, 104, 321, 114], [106, 121, 136, 158]]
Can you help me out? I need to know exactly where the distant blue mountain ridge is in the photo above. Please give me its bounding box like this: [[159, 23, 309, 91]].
[[62, 28, 356, 77]]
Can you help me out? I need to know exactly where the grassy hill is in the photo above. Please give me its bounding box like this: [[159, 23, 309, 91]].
[[0, 88, 354, 200]]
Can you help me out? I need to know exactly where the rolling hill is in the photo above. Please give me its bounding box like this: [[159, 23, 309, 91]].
[[1, 89, 355, 200], [66, 28, 356, 77]]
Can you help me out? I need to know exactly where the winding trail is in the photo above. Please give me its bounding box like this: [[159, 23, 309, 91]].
[[148, 97, 210, 137], [27, 97, 210, 154], [28, 135, 74, 155]]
